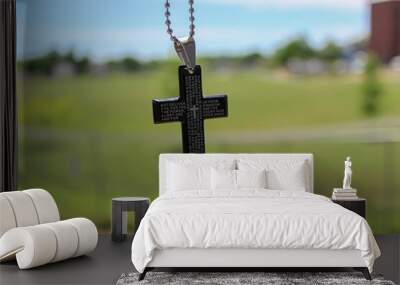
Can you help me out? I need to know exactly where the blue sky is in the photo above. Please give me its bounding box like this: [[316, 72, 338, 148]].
[[17, 0, 369, 62]]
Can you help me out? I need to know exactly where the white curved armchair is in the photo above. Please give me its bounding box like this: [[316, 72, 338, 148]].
[[0, 189, 98, 269]]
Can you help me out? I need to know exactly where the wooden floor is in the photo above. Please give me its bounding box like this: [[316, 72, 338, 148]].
[[0, 234, 399, 285]]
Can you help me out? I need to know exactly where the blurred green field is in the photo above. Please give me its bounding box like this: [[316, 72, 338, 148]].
[[17, 68, 400, 233]]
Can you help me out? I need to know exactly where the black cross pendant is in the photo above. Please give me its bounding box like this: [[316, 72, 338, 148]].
[[152, 65, 228, 153]]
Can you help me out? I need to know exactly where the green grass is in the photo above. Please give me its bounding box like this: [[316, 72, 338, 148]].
[[21, 69, 400, 133], [17, 68, 400, 233]]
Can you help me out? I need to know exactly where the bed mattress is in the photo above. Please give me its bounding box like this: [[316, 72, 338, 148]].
[[131, 190, 380, 273], [147, 248, 365, 267]]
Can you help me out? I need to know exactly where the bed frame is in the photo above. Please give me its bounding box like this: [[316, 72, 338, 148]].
[[139, 154, 371, 281]]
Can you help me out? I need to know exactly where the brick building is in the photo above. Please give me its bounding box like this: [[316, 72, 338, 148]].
[[370, 0, 400, 63]]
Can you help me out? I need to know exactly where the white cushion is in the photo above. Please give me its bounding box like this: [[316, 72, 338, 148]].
[[0, 218, 97, 269], [0, 189, 97, 269], [0, 226, 57, 269], [167, 159, 235, 191], [65, 218, 98, 257], [238, 159, 308, 191], [167, 162, 211, 191], [0, 189, 60, 232], [160, 154, 314, 194], [211, 168, 236, 190], [0, 196, 17, 237], [42, 221, 79, 262], [211, 169, 268, 190], [24, 189, 59, 224], [1, 191, 39, 227], [237, 169, 267, 189]]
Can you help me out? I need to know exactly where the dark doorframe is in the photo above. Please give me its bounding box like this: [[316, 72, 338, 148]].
[[0, 0, 17, 192]]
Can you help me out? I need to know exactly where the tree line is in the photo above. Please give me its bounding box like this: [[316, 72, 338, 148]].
[[19, 37, 367, 75], [19, 50, 145, 75]]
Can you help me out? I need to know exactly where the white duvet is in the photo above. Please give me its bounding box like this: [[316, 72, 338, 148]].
[[131, 190, 380, 273]]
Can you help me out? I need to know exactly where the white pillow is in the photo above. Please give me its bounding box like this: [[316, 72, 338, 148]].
[[237, 169, 267, 189], [211, 168, 236, 190], [238, 159, 308, 191], [267, 166, 306, 191], [167, 162, 210, 191], [211, 169, 268, 190], [166, 159, 236, 192]]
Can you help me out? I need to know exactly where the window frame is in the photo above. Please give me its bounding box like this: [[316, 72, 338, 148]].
[[0, 0, 17, 192]]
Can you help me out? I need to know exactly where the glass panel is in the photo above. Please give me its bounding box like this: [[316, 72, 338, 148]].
[[17, 0, 400, 233]]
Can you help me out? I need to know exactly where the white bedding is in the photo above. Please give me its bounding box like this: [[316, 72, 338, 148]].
[[131, 190, 380, 273]]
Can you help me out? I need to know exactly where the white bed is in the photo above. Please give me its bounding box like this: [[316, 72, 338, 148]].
[[131, 154, 380, 280]]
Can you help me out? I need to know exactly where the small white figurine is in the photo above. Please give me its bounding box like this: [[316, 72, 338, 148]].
[[343, 156, 352, 189]]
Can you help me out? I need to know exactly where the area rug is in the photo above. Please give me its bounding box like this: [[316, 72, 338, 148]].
[[116, 272, 396, 285]]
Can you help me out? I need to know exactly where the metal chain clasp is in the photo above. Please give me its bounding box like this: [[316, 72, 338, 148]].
[[174, 37, 196, 73]]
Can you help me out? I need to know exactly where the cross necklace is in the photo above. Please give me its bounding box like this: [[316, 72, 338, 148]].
[[152, 0, 229, 153]]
